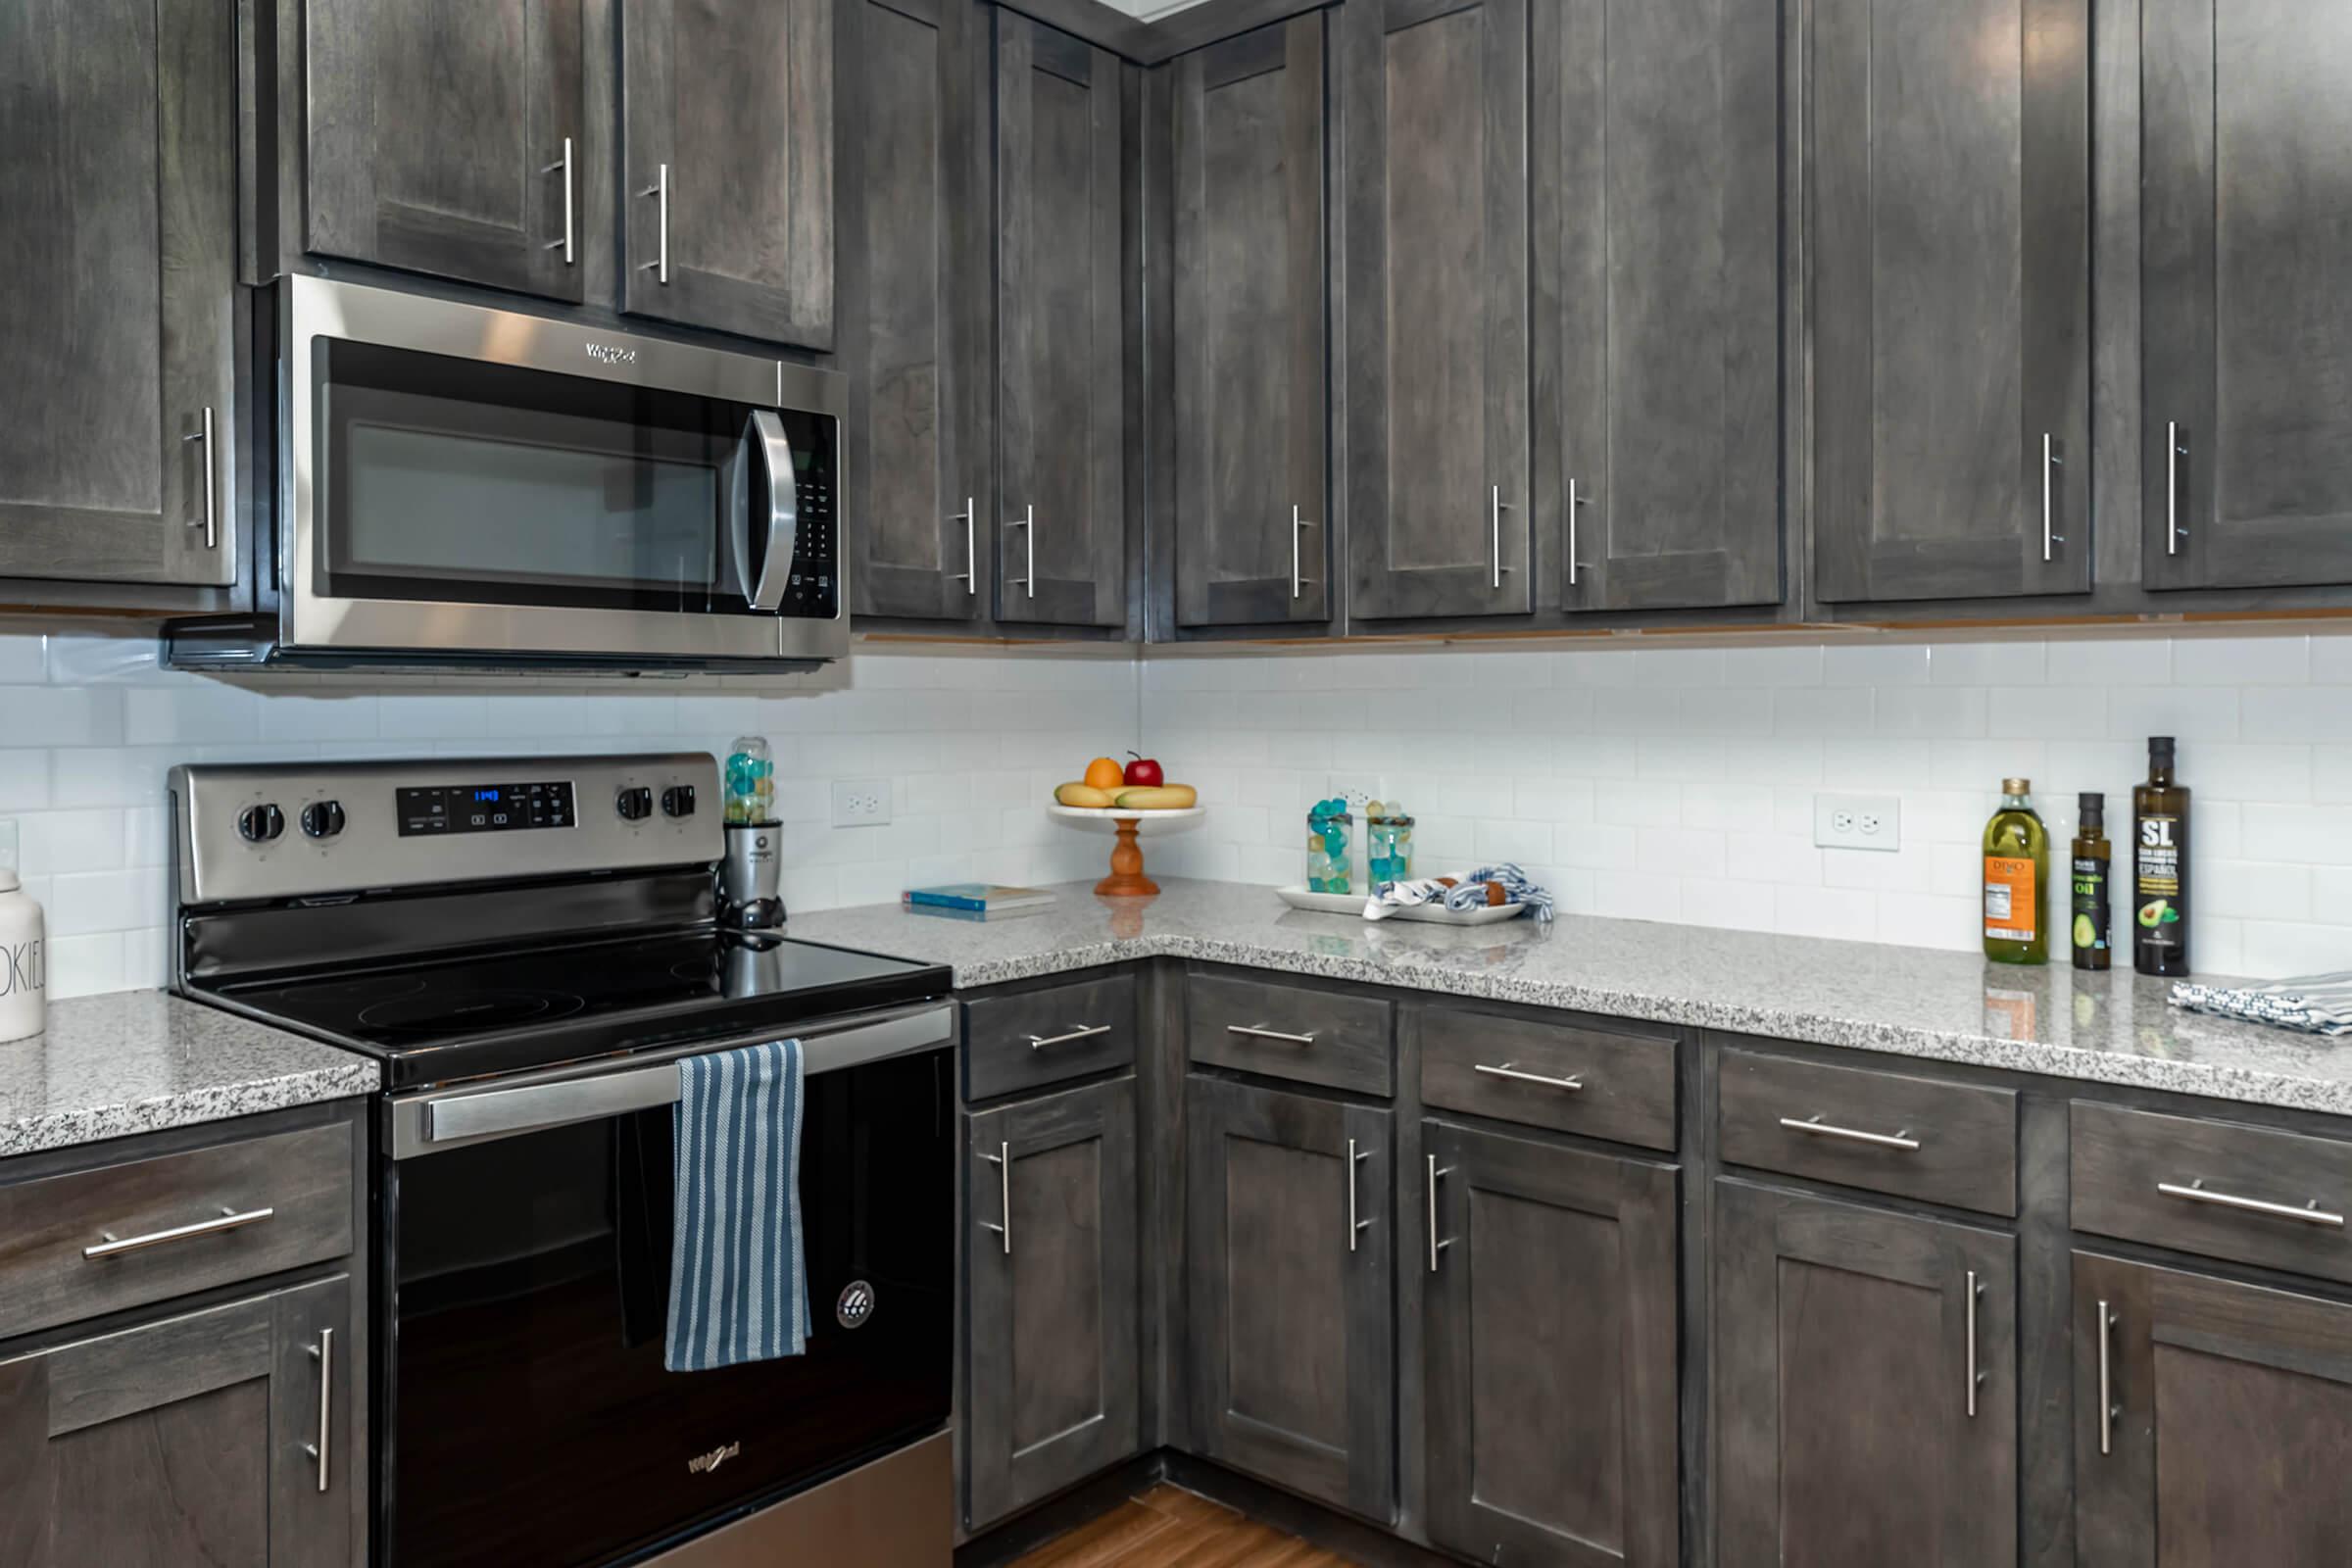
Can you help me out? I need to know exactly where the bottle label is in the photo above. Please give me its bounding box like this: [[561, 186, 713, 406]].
[[2135, 813, 2187, 954], [2072, 858, 2109, 955], [1984, 856, 2037, 942]]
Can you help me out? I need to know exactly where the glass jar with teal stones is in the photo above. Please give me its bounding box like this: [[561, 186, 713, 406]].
[[1305, 799, 1354, 894], [1366, 804, 1414, 884], [723, 735, 776, 825]]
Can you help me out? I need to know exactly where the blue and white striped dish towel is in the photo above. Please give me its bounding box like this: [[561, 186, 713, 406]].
[[2171, 973, 2352, 1037], [664, 1039, 812, 1372]]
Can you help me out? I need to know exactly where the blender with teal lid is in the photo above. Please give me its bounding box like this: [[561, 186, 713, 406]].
[[719, 736, 782, 929]]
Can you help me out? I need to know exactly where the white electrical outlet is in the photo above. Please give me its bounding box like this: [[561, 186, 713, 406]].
[[1814, 792, 1900, 853], [830, 779, 892, 827]]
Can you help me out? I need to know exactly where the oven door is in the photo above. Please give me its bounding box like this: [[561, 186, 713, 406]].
[[381, 1005, 953, 1567], [282, 274, 846, 665]]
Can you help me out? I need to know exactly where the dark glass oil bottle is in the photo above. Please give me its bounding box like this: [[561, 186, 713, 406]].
[[1984, 778, 2049, 965], [2071, 792, 2111, 971], [2133, 737, 2191, 975]]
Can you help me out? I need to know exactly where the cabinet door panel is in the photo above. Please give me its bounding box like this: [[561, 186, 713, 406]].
[[1540, 0, 1782, 612], [1185, 1075, 1394, 1522], [2075, 1251, 2352, 1565], [965, 1078, 1138, 1529], [1425, 1120, 1677, 1567], [0, 0, 236, 586], [1714, 1179, 2016, 1566], [841, 0, 994, 621], [304, 0, 583, 301], [622, 0, 834, 347], [995, 14, 1127, 627], [1810, 0, 2088, 604], [1342, 0, 1532, 620], [2143, 1, 2352, 589], [1172, 18, 1329, 628]]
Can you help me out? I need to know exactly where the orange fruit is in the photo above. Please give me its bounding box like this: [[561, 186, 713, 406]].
[[1083, 756, 1124, 790]]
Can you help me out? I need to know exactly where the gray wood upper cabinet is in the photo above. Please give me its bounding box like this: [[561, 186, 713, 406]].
[[1535, 0, 1783, 613], [1169, 16, 1330, 629], [1340, 0, 1533, 621], [1713, 1179, 2017, 1566], [994, 11, 1129, 628], [1808, 0, 2089, 605], [839, 0, 994, 622], [621, 0, 834, 348], [0, 0, 237, 588], [1424, 1120, 1679, 1568], [2141, 1, 2352, 591], [1185, 1075, 1395, 1523], [0, 1275, 357, 1567], [302, 0, 585, 302], [2074, 1251, 2352, 1564], [965, 1078, 1140, 1532]]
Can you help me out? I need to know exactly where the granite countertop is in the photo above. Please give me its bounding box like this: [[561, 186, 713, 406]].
[[0, 992, 380, 1158], [792, 878, 2352, 1118]]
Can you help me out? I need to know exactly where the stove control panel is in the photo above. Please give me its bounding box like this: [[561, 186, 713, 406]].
[[398, 781, 575, 837]]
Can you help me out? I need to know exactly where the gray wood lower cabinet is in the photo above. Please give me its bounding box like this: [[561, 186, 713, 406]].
[[1713, 1178, 2017, 1567], [0, 1274, 355, 1567], [965, 1077, 1140, 1531], [1184, 1075, 1394, 1523], [2074, 1251, 2352, 1565], [0, 0, 237, 589], [1423, 1120, 1678, 1568]]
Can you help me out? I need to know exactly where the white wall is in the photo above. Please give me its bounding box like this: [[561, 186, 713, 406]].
[[0, 632, 1136, 999], [1140, 633, 2352, 980]]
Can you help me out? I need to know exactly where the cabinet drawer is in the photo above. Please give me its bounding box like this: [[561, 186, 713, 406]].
[[0, 1120, 355, 1340], [2072, 1102, 2352, 1285], [1185, 971, 1393, 1096], [1417, 1005, 1677, 1152], [1716, 1049, 2018, 1216], [964, 973, 1138, 1102]]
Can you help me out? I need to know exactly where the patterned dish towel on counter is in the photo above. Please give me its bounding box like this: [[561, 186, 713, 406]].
[[2170, 973, 2352, 1037], [1364, 863, 1555, 924]]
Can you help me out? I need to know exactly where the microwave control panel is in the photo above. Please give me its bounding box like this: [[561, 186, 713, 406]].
[[782, 439, 837, 621]]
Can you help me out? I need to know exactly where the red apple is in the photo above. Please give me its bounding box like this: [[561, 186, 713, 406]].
[[1123, 751, 1164, 787]]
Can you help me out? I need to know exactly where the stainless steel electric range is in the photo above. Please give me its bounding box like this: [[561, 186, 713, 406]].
[[170, 753, 955, 1568]]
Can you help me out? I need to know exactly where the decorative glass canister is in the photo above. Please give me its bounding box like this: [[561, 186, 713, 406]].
[[1305, 799, 1353, 894], [1366, 804, 1414, 885]]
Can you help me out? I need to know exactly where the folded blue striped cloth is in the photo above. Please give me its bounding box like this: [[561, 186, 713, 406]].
[[1364, 863, 1555, 923], [665, 1039, 811, 1372], [2171, 973, 2352, 1036]]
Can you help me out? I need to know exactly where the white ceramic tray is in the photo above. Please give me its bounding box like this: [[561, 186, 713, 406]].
[[1047, 804, 1206, 823], [1275, 885, 1528, 925]]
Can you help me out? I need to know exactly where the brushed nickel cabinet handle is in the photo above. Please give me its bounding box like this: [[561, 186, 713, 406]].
[[1567, 477, 1592, 586], [1966, 1270, 1984, 1418], [182, 407, 217, 550], [2166, 422, 2187, 557], [1426, 1154, 1453, 1273], [1474, 1061, 1584, 1093], [1004, 506, 1034, 596], [84, 1203, 273, 1259], [1227, 1024, 1318, 1046], [2158, 1178, 2345, 1228], [1291, 505, 1318, 600], [1348, 1138, 1372, 1252], [1026, 1024, 1110, 1051], [978, 1143, 1009, 1254], [641, 163, 669, 283], [1490, 486, 1518, 587], [948, 498, 976, 593], [543, 137, 574, 263], [2097, 1298, 2116, 1455], [2042, 433, 2065, 561], [1779, 1113, 1920, 1152], [302, 1327, 332, 1493]]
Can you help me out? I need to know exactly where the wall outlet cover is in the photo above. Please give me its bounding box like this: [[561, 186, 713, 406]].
[[1814, 792, 1900, 853], [829, 778, 892, 828]]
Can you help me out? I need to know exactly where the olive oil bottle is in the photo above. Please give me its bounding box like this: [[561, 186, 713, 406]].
[[2133, 736, 2191, 975], [2071, 793, 2112, 970], [1984, 778, 2050, 965]]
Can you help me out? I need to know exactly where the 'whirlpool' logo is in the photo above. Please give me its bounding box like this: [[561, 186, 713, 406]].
[[687, 1441, 741, 1476], [585, 342, 639, 366]]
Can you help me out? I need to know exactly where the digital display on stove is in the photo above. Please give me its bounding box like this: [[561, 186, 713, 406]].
[[397, 781, 575, 836]]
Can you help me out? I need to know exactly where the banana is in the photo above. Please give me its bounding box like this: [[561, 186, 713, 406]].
[[1110, 784, 1197, 810], [1054, 781, 1118, 808]]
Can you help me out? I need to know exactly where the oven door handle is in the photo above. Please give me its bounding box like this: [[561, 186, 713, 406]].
[[401, 1003, 953, 1157], [727, 407, 797, 612]]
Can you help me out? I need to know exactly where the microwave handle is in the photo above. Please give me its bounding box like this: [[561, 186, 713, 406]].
[[728, 408, 798, 612]]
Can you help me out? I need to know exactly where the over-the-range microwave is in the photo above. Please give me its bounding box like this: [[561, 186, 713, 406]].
[[169, 274, 847, 673]]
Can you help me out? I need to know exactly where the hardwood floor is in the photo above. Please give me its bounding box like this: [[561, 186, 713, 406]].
[[1006, 1483, 1357, 1567]]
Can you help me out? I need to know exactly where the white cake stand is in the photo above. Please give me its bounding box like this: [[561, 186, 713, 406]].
[[1047, 804, 1206, 897]]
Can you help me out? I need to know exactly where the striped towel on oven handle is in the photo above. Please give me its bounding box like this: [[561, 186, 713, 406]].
[[664, 1038, 812, 1372]]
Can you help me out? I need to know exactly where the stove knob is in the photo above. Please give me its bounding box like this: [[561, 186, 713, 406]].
[[300, 800, 346, 839], [662, 784, 697, 819], [615, 786, 655, 822], [238, 803, 284, 843]]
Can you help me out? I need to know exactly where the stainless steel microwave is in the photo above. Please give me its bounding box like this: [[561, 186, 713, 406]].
[[170, 275, 847, 672]]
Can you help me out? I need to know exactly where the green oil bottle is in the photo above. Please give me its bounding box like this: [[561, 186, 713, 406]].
[[1983, 777, 2049, 965]]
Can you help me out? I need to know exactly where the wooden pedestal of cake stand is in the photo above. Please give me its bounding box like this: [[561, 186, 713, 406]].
[[1046, 804, 1207, 898]]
